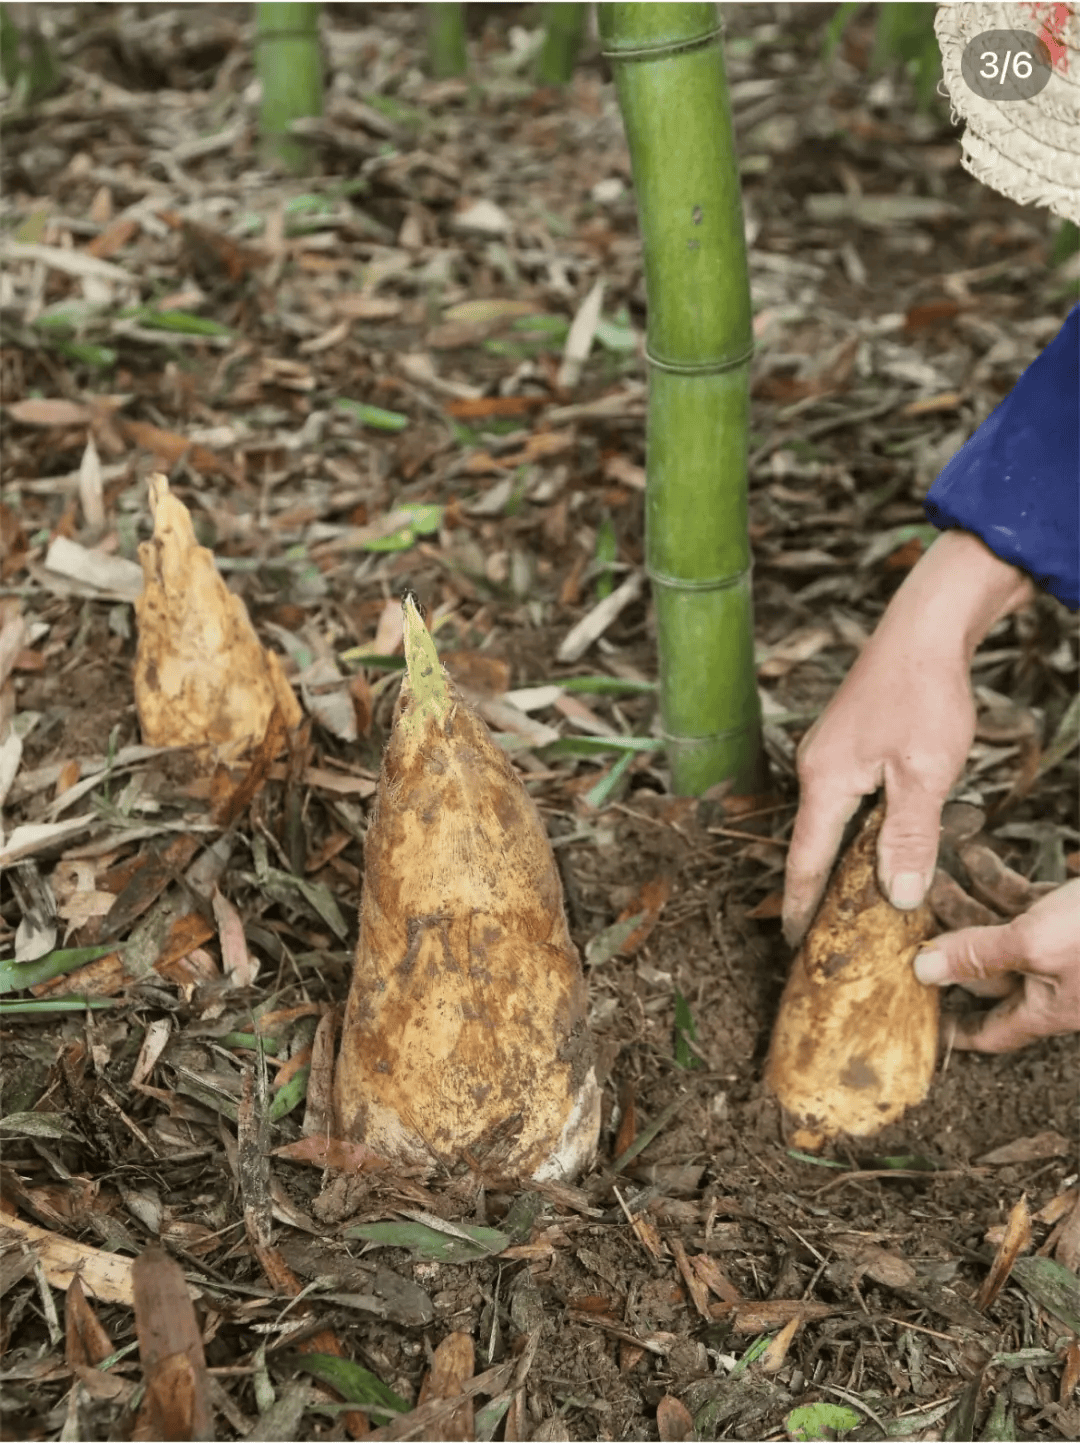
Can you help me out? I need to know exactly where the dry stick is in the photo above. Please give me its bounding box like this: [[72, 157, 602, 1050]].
[[812, 1167, 988, 1198], [881, 1316, 959, 1343], [610, 1096, 686, 1175], [748, 392, 903, 469]]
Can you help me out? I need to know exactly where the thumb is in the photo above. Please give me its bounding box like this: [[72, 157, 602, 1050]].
[[877, 786, 947, 911], [914, 919, 1023, 992]]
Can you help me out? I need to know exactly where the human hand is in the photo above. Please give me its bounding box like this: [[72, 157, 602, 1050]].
[[914, 879, 1080, 1051], [781, 617, 975, 946], [781, 531, 1034, 947]]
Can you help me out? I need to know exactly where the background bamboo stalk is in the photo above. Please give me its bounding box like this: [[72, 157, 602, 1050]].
[[598, 3, 764, 797], [537, 3, 589, 86], [427, 3, 468, 80], [256, 2, 323, 173]]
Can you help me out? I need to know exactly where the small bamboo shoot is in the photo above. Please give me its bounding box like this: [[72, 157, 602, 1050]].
[[765, 804, 939, 1151]]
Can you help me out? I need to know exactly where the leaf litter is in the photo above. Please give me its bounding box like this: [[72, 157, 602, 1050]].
[[1, 4, 1077, 1441]]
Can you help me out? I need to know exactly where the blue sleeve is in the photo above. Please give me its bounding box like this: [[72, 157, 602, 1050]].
[[923, 303, 1079, 611]]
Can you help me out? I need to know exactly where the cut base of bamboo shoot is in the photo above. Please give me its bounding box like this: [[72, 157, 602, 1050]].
[[334, 596, 600, 1183], [765, 804, 939, 1151]]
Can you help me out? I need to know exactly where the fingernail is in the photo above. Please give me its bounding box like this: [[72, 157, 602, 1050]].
[[889, 870, 925, 909], [914, 949, 948, 986]]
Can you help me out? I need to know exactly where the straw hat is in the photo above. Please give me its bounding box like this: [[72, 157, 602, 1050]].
[[934, 3, 1080, 224]]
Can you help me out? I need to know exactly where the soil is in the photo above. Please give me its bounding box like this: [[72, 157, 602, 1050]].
[[1, 5, 1077, 1441]]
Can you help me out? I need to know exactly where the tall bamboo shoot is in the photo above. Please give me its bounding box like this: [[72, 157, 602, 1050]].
[[334, 597, 600, 1181]]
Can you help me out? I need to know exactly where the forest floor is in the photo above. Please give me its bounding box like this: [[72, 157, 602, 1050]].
[[1, 4, 1078, 1440]]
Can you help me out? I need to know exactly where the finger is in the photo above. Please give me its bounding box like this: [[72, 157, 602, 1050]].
[[948, 973, 1017, 999], [877, 780, 947, 910], [782, 787, 865, 947], [950, 989, 1055, 1053], [913, 920, 1023, 990]]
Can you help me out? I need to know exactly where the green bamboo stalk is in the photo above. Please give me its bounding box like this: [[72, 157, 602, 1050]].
[[537, 3, 589, 85], [256, 2, 323, 172], [426, 3, 467, 80], [0, 4, 61, 106], [598, 3, 764, 797]]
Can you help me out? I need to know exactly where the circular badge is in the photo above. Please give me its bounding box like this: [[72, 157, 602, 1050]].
[[960, 29, 1053, 100]]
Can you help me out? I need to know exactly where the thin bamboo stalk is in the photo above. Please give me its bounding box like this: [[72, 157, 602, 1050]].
[[597, 3, 764, 796], [537, 3, 588, 86], [256, 2, 323, 173], [427, 3, 467, 80]]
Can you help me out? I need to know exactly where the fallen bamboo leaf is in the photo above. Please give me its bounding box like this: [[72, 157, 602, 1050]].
[[295, 1354, 408, 1418], [688, 1252, 741, 1305], [656, 1393, 693, 1442], [6, 398, 93, 427], [301, 1008, 338, 1138], [976, 1189, 1033, 1316], [557, 277, 604, 391], [929, 868, 1001, 931], [365, 1360, 518, 1443], [1061, 1342, 1080, 1403], [584, 912, 646, 968], [418, 1331, 475, 1442], [43, 535, 144, 599], [958, 839, 1047, 917], [708, 1299, 838, 1332], [765, 803, 938, 1149], [0, 239, 134, 282], [272, 1135, 389, 1172], [977, 1131, 1073, 1166], [669, 1238, 710, 1320], [132, 1247, 213, 1441], [1054, 1191, 1080, 1273], [122, 420, 234, 479], [1010, 1256, 1080, 1335], [65, 1276, 114, 1368], [345, 1216, 510, 1265], [556, 571, 644, 664], [0, 1213, 161, 1307], [134, 474, 302, 763], [334, 594, 600, 1182]]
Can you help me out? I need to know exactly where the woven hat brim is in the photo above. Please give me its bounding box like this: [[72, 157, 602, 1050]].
[[935, 2, 1080, 225]]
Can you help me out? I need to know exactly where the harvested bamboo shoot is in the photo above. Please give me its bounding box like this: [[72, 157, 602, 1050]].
[[334, 595, 600, 1181], [766, 804, 939, 1150]]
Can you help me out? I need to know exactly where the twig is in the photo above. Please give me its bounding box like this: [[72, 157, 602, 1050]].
[[749, 393, 902, 469]]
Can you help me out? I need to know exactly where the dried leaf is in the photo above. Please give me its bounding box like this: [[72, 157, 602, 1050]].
[[43, 535, 144, 599], [0, 1213, 147, 1307], [418, 1331, 475, 1442], [656, 1394, 693, 1442], [272, 1135, 389, 1173], [688, 1253, 742, 1305], [977, 1132, 1073, 1166], [978, 1195, 1032, 1310], [132, 1247, 213, 1442], [6, 398, 93, 427], [65, 1275, 113, 1368], [669, 1238, 710, 1320]]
